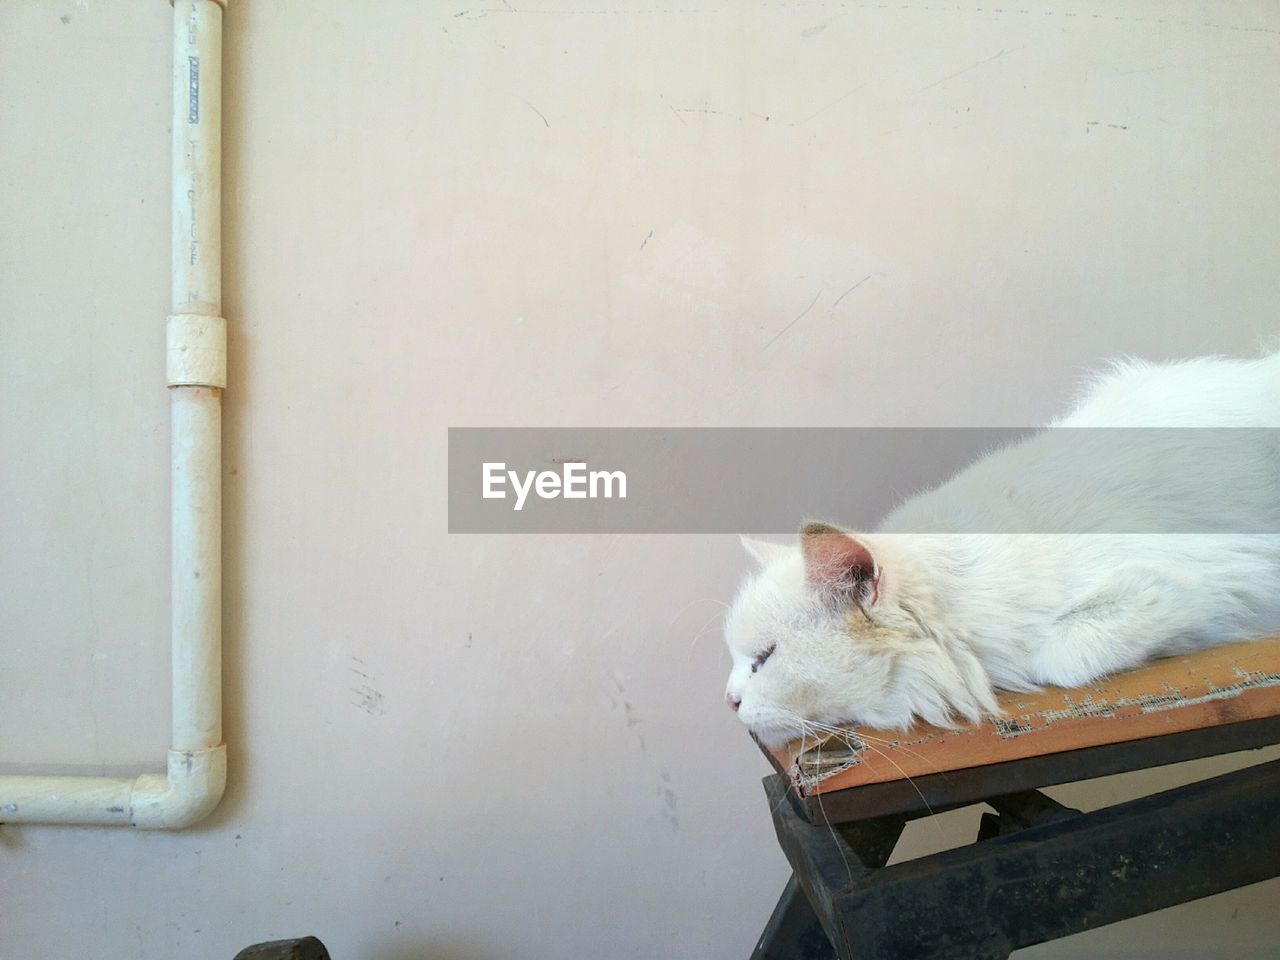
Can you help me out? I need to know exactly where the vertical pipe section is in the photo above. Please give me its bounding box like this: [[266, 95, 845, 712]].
[[172, 0, 222, 316], [168, 0, 224, 755], [170, 387, 222, 752], [141, 0, 228, 826]]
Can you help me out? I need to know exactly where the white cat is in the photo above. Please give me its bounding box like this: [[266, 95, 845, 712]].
[[724, 353, 1280, 747]]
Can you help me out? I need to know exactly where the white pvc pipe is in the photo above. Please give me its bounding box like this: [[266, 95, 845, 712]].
[[0, 0, 228, 829]]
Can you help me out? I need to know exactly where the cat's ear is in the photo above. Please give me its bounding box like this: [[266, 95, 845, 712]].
[[740, 535, 791, 567], [799, 522, 879, 601]]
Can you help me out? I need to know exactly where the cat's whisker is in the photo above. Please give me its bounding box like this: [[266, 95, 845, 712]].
[[687, 608, 728, 652], [666, 596, 729, 636], [856, 742, 948, 843], [669, 598, 731, 681], [800, 716, 857, 888], [798, 723, 948, 779], [777, 714, 939, 763], [763, 715, 811, 819], [777, 711, 947, 845], [675, 608, 732, 693]]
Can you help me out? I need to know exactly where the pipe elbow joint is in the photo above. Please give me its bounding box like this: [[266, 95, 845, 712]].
[[131, 744, 226, 830]]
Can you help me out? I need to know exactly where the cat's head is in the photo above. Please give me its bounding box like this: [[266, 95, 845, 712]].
[[723, 522, 985, 746]]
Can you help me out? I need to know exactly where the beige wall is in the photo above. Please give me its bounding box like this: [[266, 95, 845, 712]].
[[2, 1, 1278, 957]]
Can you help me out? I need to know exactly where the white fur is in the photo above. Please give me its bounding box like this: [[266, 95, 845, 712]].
[[725, 353, 1280, 746]]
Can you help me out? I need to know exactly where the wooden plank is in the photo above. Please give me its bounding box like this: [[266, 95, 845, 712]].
[[761, 636, 1280, 799], [783, 715, 1280, 824]]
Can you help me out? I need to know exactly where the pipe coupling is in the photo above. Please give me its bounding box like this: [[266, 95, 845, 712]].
[[167, 313, 227, 389]]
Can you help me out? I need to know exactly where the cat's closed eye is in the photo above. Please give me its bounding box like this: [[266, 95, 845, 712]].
[[751, 644, 776, 674]]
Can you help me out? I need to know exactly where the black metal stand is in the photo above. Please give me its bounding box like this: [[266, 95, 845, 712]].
[[754, 741, 1280, 959]]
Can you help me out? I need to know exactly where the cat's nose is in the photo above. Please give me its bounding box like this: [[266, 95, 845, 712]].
[[726, 694, 741, 713]]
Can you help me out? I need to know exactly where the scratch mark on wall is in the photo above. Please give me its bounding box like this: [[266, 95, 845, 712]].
[[762, 289, 823, 350], [831, 274, 872, 313], [918, 46, 1020, 93], [350, 656, 385, 715], [790, 85, 867, 126], [453, 8, 513, 21], [352, 685, 385, 715], [670, 104, 770, 122], [519, 97, 550, 128]]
